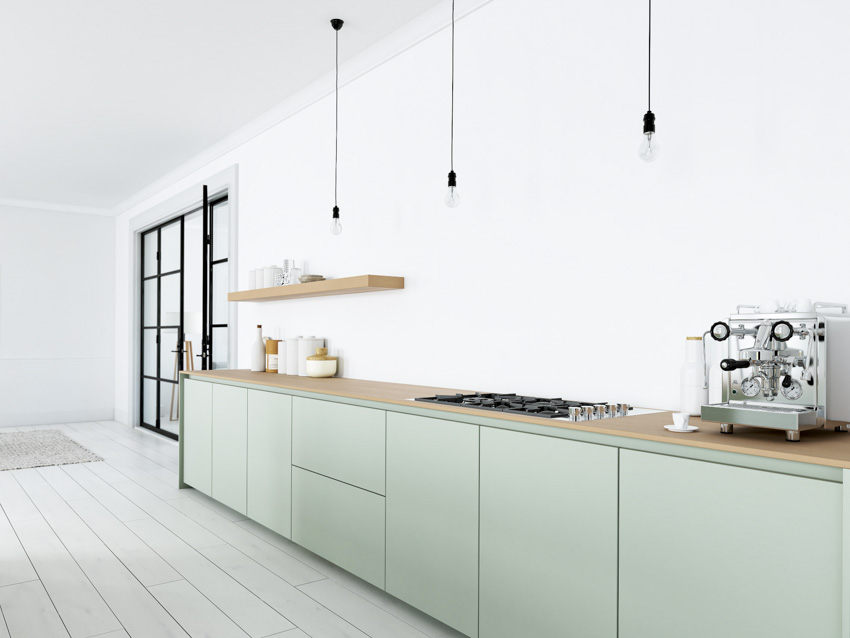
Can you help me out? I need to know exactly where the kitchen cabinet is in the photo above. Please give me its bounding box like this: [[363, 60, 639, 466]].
[[291, 467, 385, 588], [182, 379, 212, 495], [479, 428, 618, 638], [619, 449, 842, 638], [247, 390, 292, 539], [211, 384, 248, 515], [292, 397, 385, 494], [385, 412, 479, 638]]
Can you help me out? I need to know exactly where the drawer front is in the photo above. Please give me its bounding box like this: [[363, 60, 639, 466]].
[[292, 397, 385, 494], [182, 379, 212, 495], [247, 390, 292, 539], [292, 467, 385, 588], [212, 384, 248, 515]]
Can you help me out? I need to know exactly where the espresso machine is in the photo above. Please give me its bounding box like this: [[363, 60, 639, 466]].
[[700, 302, 850, 441]]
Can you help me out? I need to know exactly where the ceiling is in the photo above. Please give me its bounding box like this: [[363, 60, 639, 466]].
[[0, 0, 444, 212]]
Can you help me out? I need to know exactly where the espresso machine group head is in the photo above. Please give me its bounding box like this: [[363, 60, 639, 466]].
[[700, 302, 850, 441]]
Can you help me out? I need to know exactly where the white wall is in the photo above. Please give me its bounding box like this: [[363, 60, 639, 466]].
[[113, 0, 850, 418], [0, 204, 114, 426]]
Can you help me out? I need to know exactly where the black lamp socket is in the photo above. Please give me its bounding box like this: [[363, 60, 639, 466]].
[[447, 170, 457, 187], [332, 206, 340, 218], [643, 110, 656, 135]]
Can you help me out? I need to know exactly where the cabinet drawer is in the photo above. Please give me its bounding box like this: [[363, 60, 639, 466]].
[[292, 467, 385, 588], [292, 397, 385, 494]]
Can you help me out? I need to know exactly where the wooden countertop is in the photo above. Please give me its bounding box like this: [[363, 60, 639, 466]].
[[182, 370, 850, 470]]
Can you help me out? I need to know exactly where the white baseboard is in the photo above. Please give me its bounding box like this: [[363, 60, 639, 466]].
[[0, 409, 114, 428]]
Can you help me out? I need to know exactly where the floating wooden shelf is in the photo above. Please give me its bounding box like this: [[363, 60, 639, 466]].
[[227, 274, 404, 302]]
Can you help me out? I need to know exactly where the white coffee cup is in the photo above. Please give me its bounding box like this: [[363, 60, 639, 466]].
[[672, 412, 690, 429]]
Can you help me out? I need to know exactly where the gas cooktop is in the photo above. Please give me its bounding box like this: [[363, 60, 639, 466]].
[[414, 393, 635, 422]]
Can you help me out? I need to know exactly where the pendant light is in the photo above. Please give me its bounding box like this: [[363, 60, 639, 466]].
[[638, 0, 660, 162], [444, 0, 460, 207], [330, 18, 344, 235]]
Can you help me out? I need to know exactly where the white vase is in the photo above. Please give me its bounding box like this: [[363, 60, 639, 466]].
[[250, 325, 265, 372], [680, 337, 708, 415]]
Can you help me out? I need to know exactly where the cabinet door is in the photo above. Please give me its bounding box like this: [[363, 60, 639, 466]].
[[619, 450, 842, 638], [211, 384, 248, 515], [386, 413, 479, 638], [479, 428, 618, 638], [182, 379, 212, 495], [292, 467, 385, 588], [247, 390, 292, 538]]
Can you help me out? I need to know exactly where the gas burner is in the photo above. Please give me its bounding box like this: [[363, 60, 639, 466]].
[[414, 393, 633, 422]]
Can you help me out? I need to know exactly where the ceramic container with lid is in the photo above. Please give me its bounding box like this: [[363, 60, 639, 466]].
[[306, 348, 338, 378]]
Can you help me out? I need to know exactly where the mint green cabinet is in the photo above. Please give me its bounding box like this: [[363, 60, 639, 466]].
[[247, 390, 292, 539], [291, 467, 385, 588], [182, 379, 212, 495], [292, 397, 385, 494], [619, 450, 842, 638], [211, 384, 248, 515], [386, 412, 479, 638], [479, 428, 618, 638]]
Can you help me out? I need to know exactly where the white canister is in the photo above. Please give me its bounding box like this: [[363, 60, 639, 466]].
[[680, 336, 708, 416], [263, 266, 282, 288], [248, 269, 258, 290], [298, 337, 324, 376], [286, 337, 303, 375], [277, 341, 288, 374]]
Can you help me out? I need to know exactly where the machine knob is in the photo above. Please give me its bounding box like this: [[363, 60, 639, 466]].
[[720, 358, 751, 371], [710, 321, 731, 341], [782, 374, 793, 388], [771, 320, 794, 342]]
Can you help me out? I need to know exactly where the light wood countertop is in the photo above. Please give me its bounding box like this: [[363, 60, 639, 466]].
[[182, 370, 850, 470]]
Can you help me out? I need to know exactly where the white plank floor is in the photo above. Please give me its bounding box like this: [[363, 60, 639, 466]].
[[0, 421, 466, 638]]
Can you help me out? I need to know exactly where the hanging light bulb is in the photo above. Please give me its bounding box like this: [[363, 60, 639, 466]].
[[638, 0, 660, 163], [444, 0, 459, 207], [445, 171, 459, 207], [639, 112, 660, 162], [330, 18, 344, 234], [330, 206, 342, 235]]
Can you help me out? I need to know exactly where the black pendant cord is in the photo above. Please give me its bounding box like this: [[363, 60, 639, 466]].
[[450, 0, 455, 172], [334, 27, 339, 210], [647, 0, 652, 111]]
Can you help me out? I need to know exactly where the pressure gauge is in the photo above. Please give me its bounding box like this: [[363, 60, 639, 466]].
[[781, 379, 803, 401], [741, 377, 761, 397]]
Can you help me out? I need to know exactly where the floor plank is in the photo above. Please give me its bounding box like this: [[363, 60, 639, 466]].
[[0, 506, 37, 588], [66, 497, 180, 587], [0, 580, 69, 638], [148, 579, 249, 638], [12, 469, 102, 551], [10, 518, 121, 638], [127, 517, 294, 637], [299, 579, 431, 638], [106, 481, 224, 549], [0, 472, 41, 523], [60, 464, 147, 522], [72, 543, 189, 638], [170, 498, 323, 586], [200, 544, 368, 638]]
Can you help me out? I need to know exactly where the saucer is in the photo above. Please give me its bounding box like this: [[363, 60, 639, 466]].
[[664, 425, 699, 433]]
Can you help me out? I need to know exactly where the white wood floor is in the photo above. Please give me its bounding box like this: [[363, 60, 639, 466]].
[[0, 421, 466, 638]]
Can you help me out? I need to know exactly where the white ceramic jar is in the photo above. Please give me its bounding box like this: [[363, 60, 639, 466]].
[[306, 348, 338, 378]]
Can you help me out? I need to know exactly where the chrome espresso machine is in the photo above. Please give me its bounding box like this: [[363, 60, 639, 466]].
[[701, 302, 850, 441]]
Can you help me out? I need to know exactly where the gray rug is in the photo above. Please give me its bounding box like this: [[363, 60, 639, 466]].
[[0, 429, 102, 471]]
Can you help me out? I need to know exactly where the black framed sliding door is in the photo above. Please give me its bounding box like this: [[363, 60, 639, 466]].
[[139, 188, 229, 439]]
